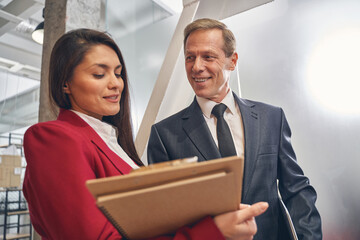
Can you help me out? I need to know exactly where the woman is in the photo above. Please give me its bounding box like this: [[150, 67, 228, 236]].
[[23, 29, 267, 239]]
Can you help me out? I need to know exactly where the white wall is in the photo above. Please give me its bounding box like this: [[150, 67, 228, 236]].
[[224, 0, 360, 238]]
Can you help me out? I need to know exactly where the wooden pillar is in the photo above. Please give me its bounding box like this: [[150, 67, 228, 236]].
[[38, 0, 104, 122], [38, 0, 67, 122], [34, 1, 104, 239]]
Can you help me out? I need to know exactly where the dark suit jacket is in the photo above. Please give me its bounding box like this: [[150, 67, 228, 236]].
[[148, 93, 322, 240], [23, 109, 225, 240]]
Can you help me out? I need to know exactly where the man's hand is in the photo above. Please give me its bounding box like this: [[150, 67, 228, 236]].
[[214, 202, 269, 240]]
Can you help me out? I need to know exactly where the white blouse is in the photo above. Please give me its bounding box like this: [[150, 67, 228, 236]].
[[71, 110, 139, 169]]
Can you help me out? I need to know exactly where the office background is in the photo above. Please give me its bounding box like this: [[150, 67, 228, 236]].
[[0, 0, 359, 239]]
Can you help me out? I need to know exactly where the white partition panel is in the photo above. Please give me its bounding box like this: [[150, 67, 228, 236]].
[[136, 0, 274, 160]]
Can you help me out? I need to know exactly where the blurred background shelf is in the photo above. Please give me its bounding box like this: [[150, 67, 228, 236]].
[[0, 188, 31, 240]]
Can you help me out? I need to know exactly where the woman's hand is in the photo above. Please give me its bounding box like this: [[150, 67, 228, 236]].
[[214, 202, 269, 240]]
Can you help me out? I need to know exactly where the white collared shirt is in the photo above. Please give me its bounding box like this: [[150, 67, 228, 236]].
[[196, 90, 245, 159], [71, 110, 139, 169]]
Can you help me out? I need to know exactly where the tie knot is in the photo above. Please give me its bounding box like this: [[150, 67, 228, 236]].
[[211, 103, 227, 119]]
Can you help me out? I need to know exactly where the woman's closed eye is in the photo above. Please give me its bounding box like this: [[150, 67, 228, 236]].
[[93, 74, 105, 79]]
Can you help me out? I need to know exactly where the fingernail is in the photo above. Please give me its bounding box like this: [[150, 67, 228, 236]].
[[260, 202, 269, 210]]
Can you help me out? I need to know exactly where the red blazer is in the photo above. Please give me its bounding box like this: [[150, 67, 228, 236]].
[[23, 109, 224, 240]]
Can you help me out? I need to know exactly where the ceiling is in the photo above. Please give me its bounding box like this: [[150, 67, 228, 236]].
[[0, 0, 176, 79], [0, 0, 44, 79]]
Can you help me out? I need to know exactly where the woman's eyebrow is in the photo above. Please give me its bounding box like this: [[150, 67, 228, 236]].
[[89, 63, 122, 70]]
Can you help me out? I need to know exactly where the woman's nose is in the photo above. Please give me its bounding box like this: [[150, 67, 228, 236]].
[[108, 74, 123, 89]]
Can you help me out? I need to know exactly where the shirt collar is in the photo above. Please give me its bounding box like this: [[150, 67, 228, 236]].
[[196, 90, 237, 118], [70, 110, 118, 143]]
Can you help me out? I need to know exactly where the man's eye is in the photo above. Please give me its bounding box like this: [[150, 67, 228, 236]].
[[186, 56, 194, 61], [93, 74, 104, 79]]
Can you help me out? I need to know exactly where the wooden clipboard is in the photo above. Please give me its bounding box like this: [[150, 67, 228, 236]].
[[86, 156, 244, 240]]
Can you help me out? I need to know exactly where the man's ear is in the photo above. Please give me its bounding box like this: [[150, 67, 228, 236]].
[[63, 83, 71, 94], [227, 52, 238, 71]]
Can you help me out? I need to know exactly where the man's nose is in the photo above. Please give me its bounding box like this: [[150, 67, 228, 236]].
[[192, 57, 204, 72]]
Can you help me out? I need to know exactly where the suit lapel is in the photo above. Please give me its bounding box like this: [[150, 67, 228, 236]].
[[90, 138, 133, 175], [182, 99, 221, 161], [234, 94, 260, 200], [58, 109, 133, 175]]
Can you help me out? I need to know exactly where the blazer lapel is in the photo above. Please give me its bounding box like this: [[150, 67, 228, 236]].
[[90, 138, 133, 175], [58, 109, 133, 175], [182, 99, 221, 161], [234, 94, 260, 200]]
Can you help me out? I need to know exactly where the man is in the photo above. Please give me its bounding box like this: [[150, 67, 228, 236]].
[[147, 18, 322, 239]]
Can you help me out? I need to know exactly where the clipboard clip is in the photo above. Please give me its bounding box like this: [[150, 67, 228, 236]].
[[133, 156, 199, 173]]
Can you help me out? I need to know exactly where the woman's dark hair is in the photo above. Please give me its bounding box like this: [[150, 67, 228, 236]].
[[49, 28, 143, 166]]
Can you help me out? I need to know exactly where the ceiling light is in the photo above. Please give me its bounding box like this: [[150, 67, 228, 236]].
[[32, 8, 44, 45], [32, 21, 44, 44]]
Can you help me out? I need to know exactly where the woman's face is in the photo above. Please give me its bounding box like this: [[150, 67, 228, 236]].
[[64, 44, 124, 120]]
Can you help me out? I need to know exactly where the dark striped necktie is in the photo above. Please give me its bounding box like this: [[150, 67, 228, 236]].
[[211, 103, 237, 157]]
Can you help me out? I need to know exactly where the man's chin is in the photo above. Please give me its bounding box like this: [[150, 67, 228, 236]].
[[194, 91, 210, 99]]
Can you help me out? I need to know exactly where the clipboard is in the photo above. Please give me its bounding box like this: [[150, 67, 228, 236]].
[[86, 156, 244, 240]]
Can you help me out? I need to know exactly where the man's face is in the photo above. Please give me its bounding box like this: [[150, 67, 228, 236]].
[[184, 29, 237, 103]]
